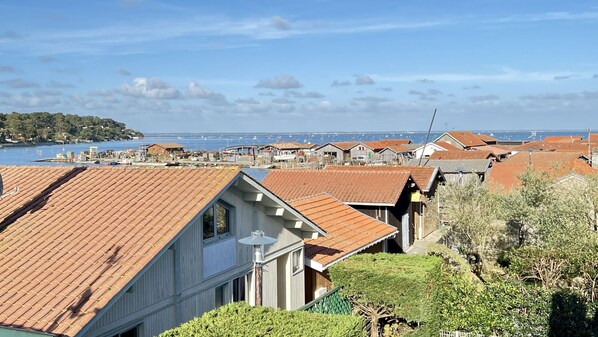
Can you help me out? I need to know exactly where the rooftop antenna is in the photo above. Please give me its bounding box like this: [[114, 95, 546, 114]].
[[418, 108, 437, 166], [0, 173, 20, 200]]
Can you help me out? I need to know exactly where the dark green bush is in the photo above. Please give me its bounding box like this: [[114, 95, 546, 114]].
[[329, 253, 443, 323], [158, 302, 366, 337]]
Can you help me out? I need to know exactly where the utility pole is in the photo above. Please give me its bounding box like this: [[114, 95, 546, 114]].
[[588, 128, 592, 166]]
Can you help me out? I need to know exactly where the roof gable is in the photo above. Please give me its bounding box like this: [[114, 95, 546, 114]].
[[0, 166, 240, 336], [429, 150, 495, 160], [290, 194, 397, 271], [324, 165, 443, 192], [436, 131, 486, 148]]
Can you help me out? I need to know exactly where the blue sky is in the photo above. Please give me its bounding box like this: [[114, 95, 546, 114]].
[[1, 1, 597, 133]]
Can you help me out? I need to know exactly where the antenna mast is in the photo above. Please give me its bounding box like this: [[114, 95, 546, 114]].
[[418, 108, 437, 166]]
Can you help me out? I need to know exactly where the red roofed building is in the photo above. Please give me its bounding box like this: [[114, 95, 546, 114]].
[[0, 166, 324, 337], [324, 165, 445, 239], [487, 153, 596, 192], [289, 194, 397, 301], [263, 170, 420, 251], [429, 150, 497, 161], [434, 131, 487, 149]]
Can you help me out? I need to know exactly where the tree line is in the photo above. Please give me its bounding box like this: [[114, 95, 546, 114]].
[[0, 112, 143, 144]]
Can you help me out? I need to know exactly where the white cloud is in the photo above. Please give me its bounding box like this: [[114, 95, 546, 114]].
[[1, 78, 40, 88], [0, 65, 16, 73], [272, 16, 291, 31], [285, 90, 324, 99], [47, 80, 75, 88], [117, 67, 132, 76], [355, 75, 375, 85], [120, 77, 181, 99], [255, 75, 302, 89], [331, 80, 351, 87]]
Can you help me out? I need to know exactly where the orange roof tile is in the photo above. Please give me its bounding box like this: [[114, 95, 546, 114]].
[[434, 141, 462, 151], [0, 166, 240, 336], [324, 165, 441, 192], [504, 151, 584, 165], [476, 133, 497, 143], [429, 150, 494, 160], [543, 135, 582, 143], [379, 139, 412, 146], [487, 159, 596, 193], [266, 142, 316, 150], [0, 166, 78, 222], [262, 170, 413, 205], [326, 141, 360, 151], [380, 144, 412, 153], [446, 131, 486, 148], [363, 141, 386, 151], [290, 194, 397, 270], [471, 145, 511, 157], [149, 142, 184, 149], [511, 140, 589, 155]]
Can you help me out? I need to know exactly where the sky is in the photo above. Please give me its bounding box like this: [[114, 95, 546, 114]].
[[1, 1, 597, 133]]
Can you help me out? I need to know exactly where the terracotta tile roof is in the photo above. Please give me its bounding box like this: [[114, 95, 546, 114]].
[[446, 131, 486, 148], [266, 142, 316, 150], [379, 139, 412, 146], [326, 141, 360, 151], [471, 145, 511, 157], [0, 166, 77, 222], [363, 141, 386, 151], [590, 134, 598, 143], [429, 150, 495, 160], [290, 194, 397, 270], [476, 133, 497, 143], [434, 141, 462, 151], [511, 141, 588, 154], [324, 165, 441, 192], [262, 170, 414, 205], [380, 144, 412, 153], [149, 142, 184, 149], [407, 159, 493, 173], [543, 135, 582, 143], [0, 166, 240, 336], [504, 151, 585, 165], [487, 160, 596, 193]]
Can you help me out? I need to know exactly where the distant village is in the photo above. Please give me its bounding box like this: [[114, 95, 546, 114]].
[[0, 130, 597, 337]]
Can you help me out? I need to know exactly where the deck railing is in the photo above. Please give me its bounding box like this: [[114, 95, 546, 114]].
[[299, 286, 352, 315]]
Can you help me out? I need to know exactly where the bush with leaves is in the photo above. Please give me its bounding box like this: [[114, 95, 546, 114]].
[[329, 253, 442, 336], [158, 302, 365, 337]]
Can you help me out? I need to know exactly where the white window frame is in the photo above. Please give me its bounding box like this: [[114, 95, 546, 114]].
[[291, 248, 303, 275]]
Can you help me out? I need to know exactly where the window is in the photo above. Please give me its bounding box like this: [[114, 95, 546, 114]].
[[203, 201, 231, 240], [232, 275, 247, 302], [215, 283, 228, 307], [292, 249, 303, 274], [111, 326, 139, 337]]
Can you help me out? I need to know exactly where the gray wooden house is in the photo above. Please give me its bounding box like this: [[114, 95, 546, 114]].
[[0, 166, 324, 337]]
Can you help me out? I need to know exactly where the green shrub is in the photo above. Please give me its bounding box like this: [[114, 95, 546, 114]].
[[158, 302, 366, 337], [329, 253, 443, 323]]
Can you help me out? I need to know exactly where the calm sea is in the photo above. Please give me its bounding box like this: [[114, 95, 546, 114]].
[[0, 130, 590, 166]]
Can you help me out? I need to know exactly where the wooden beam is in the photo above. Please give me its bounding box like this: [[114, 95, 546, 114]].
[[284, 220, 303, 229], [302, 232, 319, 240], [243, 192, 263, 202], [265, 207, 285, 216]]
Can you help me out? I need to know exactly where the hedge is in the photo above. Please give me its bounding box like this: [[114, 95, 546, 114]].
[[328, 253, 443, 323], [158, 302, 366, 337], [431, 275, 598, 337]]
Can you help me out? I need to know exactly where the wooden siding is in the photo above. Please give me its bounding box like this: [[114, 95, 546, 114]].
[[83, 250, 175, 337], [350, 145, 374, 162], [316, 144, 344, 164], [82, 185, 308, 337], [435, 135, 465, 149]]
